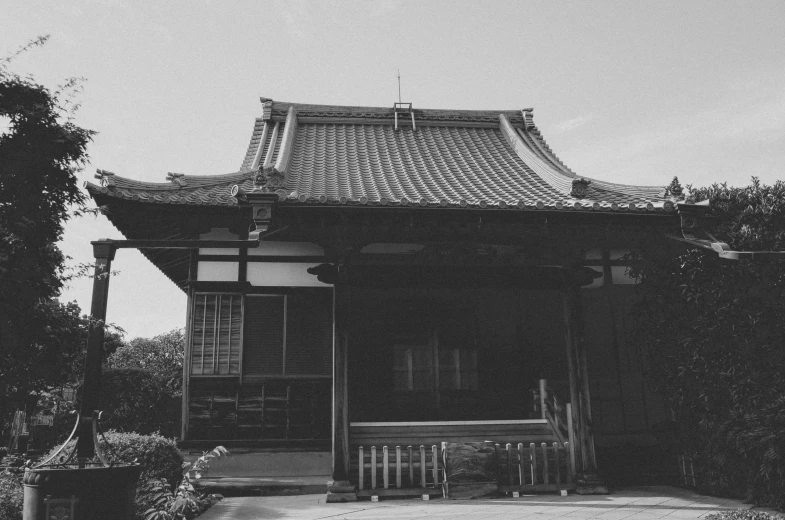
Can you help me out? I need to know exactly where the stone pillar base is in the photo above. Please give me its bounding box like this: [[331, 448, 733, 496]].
[[575, 474, 609, 495], [326, 480, 357, 502]]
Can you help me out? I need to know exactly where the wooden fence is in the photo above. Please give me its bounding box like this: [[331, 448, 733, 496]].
[[352, 441, 573, 499]]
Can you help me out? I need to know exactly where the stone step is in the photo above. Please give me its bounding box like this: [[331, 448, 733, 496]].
[[182, 450, 331, 478], [193, 476, 330, 497]]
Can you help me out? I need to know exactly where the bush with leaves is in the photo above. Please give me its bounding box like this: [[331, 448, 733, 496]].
[[143, 446, 228, 520], [45, 431, 185, 519], [107, 329, 184, 397], [705, 511, 782, 520], [0, 470, 23, 520], [95, 367, 174, 435], [630, 178, 785, 510]]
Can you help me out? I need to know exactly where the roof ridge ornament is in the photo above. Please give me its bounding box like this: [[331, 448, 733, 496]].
[[165, 172, 187, 187], [95, 169, 116, 187], [394, 102, 415, 131], [570, 178, 591, 199], [521, 108, 535, 130], [260, 97, 274, 121]]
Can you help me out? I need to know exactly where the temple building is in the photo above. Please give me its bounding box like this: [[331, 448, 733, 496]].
[[86, 99, 694, 499]]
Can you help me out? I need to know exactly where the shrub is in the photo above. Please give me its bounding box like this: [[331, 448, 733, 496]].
[[45, 431, 184, 520], [97, 368, 173, 435], [45, 430, 183, 485], [0, 471, 23, 520], [705, 511, 782, 520]]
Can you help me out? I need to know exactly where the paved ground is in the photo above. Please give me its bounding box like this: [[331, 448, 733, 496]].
[[199, 485, 759, 520]]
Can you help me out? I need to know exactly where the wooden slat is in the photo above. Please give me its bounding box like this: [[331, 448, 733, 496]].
[[506, 443, 513, 485], [541, 442, 549, 485], [565, 442, 573, 484]]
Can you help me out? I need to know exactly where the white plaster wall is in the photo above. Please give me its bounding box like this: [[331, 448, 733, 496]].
[[246, 262, 331, 287]]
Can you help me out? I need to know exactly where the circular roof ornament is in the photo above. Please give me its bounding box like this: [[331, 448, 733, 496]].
[[339, 196, 348, 205], [359, 196, 369, 205], [318, 195, 327, 203], [555, 201, 564, 210], [498, 200, 507, 209], [629, 203, 637, 211], [517, 200, 525, 209], [459, 199, 467, 208], [400, 197, 409, 206], [380, 197, 389, 206], [663, 200, 675, 212], [276, 189, 287, 202], [479, 200, 488, 208], [439, 199, 448, 207], [592, 202, 601, 211], [419, 198, 428, 207], [536, 201, 545, 210], [574, 201, 582, 210], [646, 202, 654, 211], [611, 202, 619, 211], [298, 194, 308, 203]]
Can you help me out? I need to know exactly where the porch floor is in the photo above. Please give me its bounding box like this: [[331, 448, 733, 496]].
[[199, 486, 768, 520]]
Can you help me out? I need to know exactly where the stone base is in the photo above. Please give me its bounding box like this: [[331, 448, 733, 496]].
[[326, 492, 357, 503], [326, 480, 357, 502], [575, 473, 609, 495]]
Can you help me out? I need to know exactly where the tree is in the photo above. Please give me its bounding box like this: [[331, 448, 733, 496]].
[[630, 178, 785, 508], [107, 329, 185, 396], [0, 37, 96, 423]]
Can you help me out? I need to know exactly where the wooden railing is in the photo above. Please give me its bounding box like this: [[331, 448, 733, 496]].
[[352, 441, 574, 499], [539, 379, 576, 471], [355, 444, 442, 498]]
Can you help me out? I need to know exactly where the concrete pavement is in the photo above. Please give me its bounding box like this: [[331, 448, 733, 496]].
[[199, 485, 762, 520]]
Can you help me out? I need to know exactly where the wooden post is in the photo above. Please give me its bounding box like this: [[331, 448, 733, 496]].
[[371, 446, 377, 489], [432, 445, 439, 485], [408, 446, 414, 486], [530, 443, 538, 485], [76, 241, 116, 462], [327, 283, 356, 502], [420, 445, 426, 486], [506, 444, 513, 485], [541, 443, 549, 485], [518, 443, 525, 486], [395, 446, 402, 488], [553, 442, 561, 490], [383, 446, 389, 489], [562, 276, 608, 494], [539, 379, 547, 419], [358, 447, 364, 491]]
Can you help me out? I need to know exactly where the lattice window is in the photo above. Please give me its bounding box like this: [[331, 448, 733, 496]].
[[191, 294, 243, 375]]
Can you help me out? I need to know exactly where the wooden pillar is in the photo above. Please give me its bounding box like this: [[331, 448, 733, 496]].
[[562, 272, 607, 494], [327, 282, 357, 502], [76, 240, 116, 462]]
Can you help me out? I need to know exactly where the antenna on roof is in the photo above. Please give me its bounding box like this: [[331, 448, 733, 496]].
[[397, 69, 401, 104]]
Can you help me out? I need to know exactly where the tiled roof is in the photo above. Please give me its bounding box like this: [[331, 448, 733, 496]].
[[86, 99, 676, 214]]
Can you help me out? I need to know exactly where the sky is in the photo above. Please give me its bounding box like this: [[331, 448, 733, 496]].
[[3, 0, 784, 340]]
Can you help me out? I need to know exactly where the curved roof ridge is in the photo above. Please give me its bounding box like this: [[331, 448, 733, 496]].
[[92, 169, 253, 191], [520, 115, 576, 177], [498, 113, 573, 196]]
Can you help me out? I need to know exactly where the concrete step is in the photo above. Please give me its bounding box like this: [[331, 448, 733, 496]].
[[194, 476, 330, 497], [182, 450, 331, 478]]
